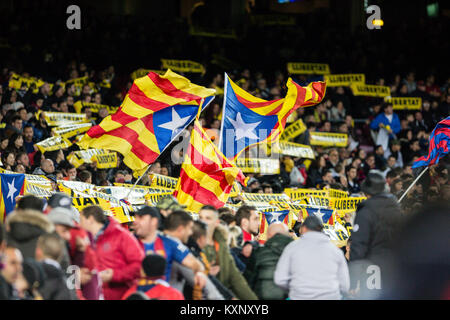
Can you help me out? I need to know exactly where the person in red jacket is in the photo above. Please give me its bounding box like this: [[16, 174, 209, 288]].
[[122, 254, 184, 300], [79, 205, 144, 300]]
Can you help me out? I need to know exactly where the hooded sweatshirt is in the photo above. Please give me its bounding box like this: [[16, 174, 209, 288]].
[[274, 231, 350, 300]]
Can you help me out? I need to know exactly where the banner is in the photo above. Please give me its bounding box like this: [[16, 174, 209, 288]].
[[8, 72, 46, 93], [241, 192, 291, 204], [284, 188, 328, 201], [35, 136, 73, 153], [73, 101, 119, 114], [91, 152, 118, 169], [384, 97, 422, 110], [324, 74, 365, 87], [323, 222, 350, 247], [58, 180, 95, 193], [25, 183, 54, 197], [309, 132, 348, 147], [37, 111, 88, 126], [273, 141, 315, 159], [331, 196, 366, 215], [95, 186, 146, 205], [144, 192, 174, 206], [328, 188, 348, 198], [350, 84, 391, 97], [161, 59, 205, 74], [67, 149, 108, 168], [287, 63, 330, 75], [24, 174, 52, 187], [113, 183, 173, 194], [306, 195, 332, 208], [280, 118, 307, 141], [130, 69, 164, 80], [65, 76, 89, 86], [52, 122, 92, 139], [235, 158, 280, 174], [148, 173, 179, 189], [229, 182, 241, 197]]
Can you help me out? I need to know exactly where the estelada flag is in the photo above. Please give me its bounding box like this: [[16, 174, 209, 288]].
[[173, 119, 247, 212], [78, 70, 215, 171], [0, 173, 26, 222], [413, 116, 450, 168], [219, 74, 326, 160]]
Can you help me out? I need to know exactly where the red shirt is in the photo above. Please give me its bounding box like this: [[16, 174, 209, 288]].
[[121, 279, 184, 300], [242, 229, 253, 242], [92, 217, 144, 300]]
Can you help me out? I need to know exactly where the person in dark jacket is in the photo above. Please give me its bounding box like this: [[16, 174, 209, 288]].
[[35, 233, 73, 300], [0, 246, 23, 300], [349, 171, 402, 299], [245, 223, 293, 300], [6, 209, 54, 259]]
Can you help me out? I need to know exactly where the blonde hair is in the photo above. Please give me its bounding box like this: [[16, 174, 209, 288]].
[[37, 233, 64, 262]]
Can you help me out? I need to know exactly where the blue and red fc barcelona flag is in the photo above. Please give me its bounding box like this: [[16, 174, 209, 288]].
[[0, 173, 26, 222], [412, 116, 450, 168]]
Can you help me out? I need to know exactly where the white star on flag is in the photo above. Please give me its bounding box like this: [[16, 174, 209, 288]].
[[158, 108, 191, 139], [227, 112, 261, 141], [268, 211, 283, 224], [7, 178, 18, 203], [313, 208, 325, 222]]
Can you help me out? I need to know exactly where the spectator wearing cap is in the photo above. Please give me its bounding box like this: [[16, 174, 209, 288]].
[[155, 196, 187, 231], [121, 254, 184, 300], [132, 206, 204, 284], [79, 206, 144, 300], [44, 193, 75, 216], [274, 216, 350, 300], [47, 207, 78, 279], [348, 171, 403, 299]]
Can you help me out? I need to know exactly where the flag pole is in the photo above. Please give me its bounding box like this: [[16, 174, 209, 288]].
[[398, 166, 429, 203], [125, 163, 153, 200]]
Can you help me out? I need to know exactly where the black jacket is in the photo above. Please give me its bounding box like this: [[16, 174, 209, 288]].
[[244, 233, 293, 300], [39, 261, 73, 300], [350, 193, 402, 263], [0, 274, 14, 300]]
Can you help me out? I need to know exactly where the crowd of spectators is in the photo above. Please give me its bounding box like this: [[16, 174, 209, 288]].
[[0, 1, 449, 301]]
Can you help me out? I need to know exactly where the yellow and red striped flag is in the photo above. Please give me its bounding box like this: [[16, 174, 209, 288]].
[[173, 119, 247, 212], [78, 70, 215, 171]]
